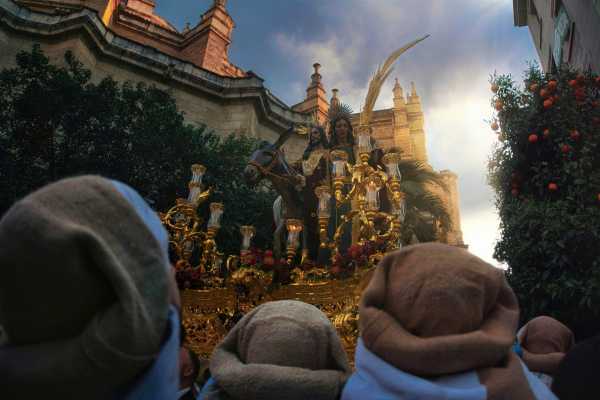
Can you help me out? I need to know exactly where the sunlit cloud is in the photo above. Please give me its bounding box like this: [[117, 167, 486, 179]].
[[462, 208, 505, 268]]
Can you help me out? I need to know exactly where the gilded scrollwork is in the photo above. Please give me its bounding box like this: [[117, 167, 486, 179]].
[[182, 272, 366, 362]]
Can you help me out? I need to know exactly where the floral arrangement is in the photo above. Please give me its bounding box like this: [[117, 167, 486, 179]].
[[239, 247, 281, 270], [174, 260, 221, 290], [175, 240, 388, 288], [330, 239, 387, 278]]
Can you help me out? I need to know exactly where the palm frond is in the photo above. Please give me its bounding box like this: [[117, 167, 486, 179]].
[[398, 180, 425, 197], [327, 102, 354, 122], [398, 159, 448, 190], [361, 35, 430, 126], [408, 192, 452, 231]]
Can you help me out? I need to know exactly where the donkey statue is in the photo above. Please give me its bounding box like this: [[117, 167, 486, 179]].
[[243, 126, 309, 263]]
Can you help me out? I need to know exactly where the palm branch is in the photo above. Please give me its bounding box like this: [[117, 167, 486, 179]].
[[398, 160, 448, 191], [360, 35, 430, 126]]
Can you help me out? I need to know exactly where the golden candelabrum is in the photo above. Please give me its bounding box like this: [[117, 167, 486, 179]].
[[316, 126, 407, 256], [159, 164, 224, 273], [315, 185, 332, 248], [285, 218, 303, 264]]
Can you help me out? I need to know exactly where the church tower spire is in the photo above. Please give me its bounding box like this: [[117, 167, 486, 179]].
[[330, 88, 340, 109], [291, 63, 329, 124], [180, 0, 243, 76], [392, 78, 411, 158], [406, 81, 427, 162], [393, 78, 405, 109], [408, 81, 420, 103]]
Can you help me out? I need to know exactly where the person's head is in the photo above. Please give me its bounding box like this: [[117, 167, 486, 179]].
[[516, 316, 574, 382], [303, 126, 327, 160], [239, 301, 342, 369], [329, 116, 354, 147], [309, 126, 326, 146], [179, 347, 200, 389], [0, 175, 178, 398], [519, 316, 574, 355], [209, 300, 351, 400], [359, 243, 519, 376]]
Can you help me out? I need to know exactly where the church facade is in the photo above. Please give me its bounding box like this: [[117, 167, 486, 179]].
[[0, 0, 464, 246]]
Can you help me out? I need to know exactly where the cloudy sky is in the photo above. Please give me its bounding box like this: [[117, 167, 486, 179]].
[[156, 0, 539, 267]]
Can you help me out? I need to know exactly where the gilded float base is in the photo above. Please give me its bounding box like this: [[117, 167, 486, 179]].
[[181, 269, 372, 364]]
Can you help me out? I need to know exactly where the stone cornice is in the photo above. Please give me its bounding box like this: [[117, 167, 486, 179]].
[[0, 0, 311, 131]]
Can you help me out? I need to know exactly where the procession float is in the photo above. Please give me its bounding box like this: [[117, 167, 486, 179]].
[[160, 36, 431, 361]]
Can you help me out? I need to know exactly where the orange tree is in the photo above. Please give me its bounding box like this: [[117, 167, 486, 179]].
[[488, 65, 600, 339]]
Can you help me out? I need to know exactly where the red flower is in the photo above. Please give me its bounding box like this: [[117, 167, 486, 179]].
[[263, 255, 275, 268], [561, 144, 571, 154], [348, 244, 362, 259], [330, 265, 342, 275], [543, 99, 553, 109], [548, 183, 558, 191], [569, 130, 581, 140], [242, 253, 257, 266], [251, 247, 263, 257], [192, 268, 203, 278], [528, 134, 539, 143]]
